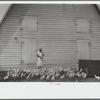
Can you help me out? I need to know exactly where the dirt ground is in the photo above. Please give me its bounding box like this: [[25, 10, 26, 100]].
[[2, 77, 100, 82]]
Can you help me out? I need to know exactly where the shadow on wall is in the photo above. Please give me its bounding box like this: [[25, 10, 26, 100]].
[[0, 5, 32, 67]]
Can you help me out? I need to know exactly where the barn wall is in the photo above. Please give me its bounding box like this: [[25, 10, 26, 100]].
[[0, 4, 100, 68]]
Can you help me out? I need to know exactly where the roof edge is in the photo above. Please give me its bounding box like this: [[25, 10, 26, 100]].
[[0, 4, 12, 24], [96, 4, 100, 13]]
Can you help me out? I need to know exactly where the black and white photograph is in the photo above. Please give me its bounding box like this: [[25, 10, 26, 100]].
[[0, 3, 100, 82]]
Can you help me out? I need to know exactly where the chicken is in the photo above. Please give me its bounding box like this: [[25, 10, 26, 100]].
[[55, 73, 60, 78], [75, 66, 79, 72], [11, 73, 18, 80], [76, 80, 78, 82], [40, 75, 46, 80], [4, 71, 10, 80], [58, 67, 63, 73], [17, 70, 23, 77], [81, 72, 87, 78], [31, 74, 35, 78], [26, 73, 31, 79], [60, 74, 65, 79], [94, 75, 100, 80], [75, 68, 83, 78], [46, 74, 51, 80], [4, 75, 9, 80], [51, 75, 55, 81], [34, 72, 40, 77], [63, 68, 69, 74], [20, 73, 24, 78], [69, 72, 75, 78], [76, 73, 81, 78], [79, 68, 82, 73], [66, 71, 70, 77]]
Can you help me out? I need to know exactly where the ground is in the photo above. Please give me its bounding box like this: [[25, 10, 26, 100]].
[[22, 78, 100, 82], [2, 77, 100, 82]]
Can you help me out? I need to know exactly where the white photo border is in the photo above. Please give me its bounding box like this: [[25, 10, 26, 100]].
[[0, 1, 100, 99]]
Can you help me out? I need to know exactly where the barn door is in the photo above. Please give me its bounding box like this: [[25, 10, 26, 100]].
[[21, 38, 37, 64], [20, 16, 37, 65], [77, 40, 90, 61]]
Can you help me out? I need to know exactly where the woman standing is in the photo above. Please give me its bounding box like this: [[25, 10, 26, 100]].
[[36, 48, 44, 68]]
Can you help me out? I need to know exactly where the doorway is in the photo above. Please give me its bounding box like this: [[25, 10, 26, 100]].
[[21, 38, 37, 64], [77, 40, 91, 61]]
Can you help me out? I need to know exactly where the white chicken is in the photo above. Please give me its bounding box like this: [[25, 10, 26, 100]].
[[81, 72, 87, 78], [60, 74, 65, 79], [35, 72, 40, 77], [31, 73, 35, 78], [55, 73, 60, 78], [26, 73, 31, 79], [46, 74, 51, 80], [76, 80, 78, 82], [51, 75, 55, 81], [58, 67, 63, 73], [4, 75, 9, 80], [4, 71, 10, 80], [76, 73, 81, 78], [69, 72, 75, 78], [75, 66, 79, 72], [40, 75, 46, 80], [63, 68, 70, 73], [94, 75, 100, 80]]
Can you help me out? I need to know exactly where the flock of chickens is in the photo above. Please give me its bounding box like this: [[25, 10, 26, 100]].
[[3, 66, 88, 81]]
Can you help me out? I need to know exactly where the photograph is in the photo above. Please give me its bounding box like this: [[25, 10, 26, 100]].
[[0, 3, 100, 82]]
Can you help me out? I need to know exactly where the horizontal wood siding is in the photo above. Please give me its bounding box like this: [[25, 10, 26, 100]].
[[0, 4, 100, 67], [91, 19, 100, 60]]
